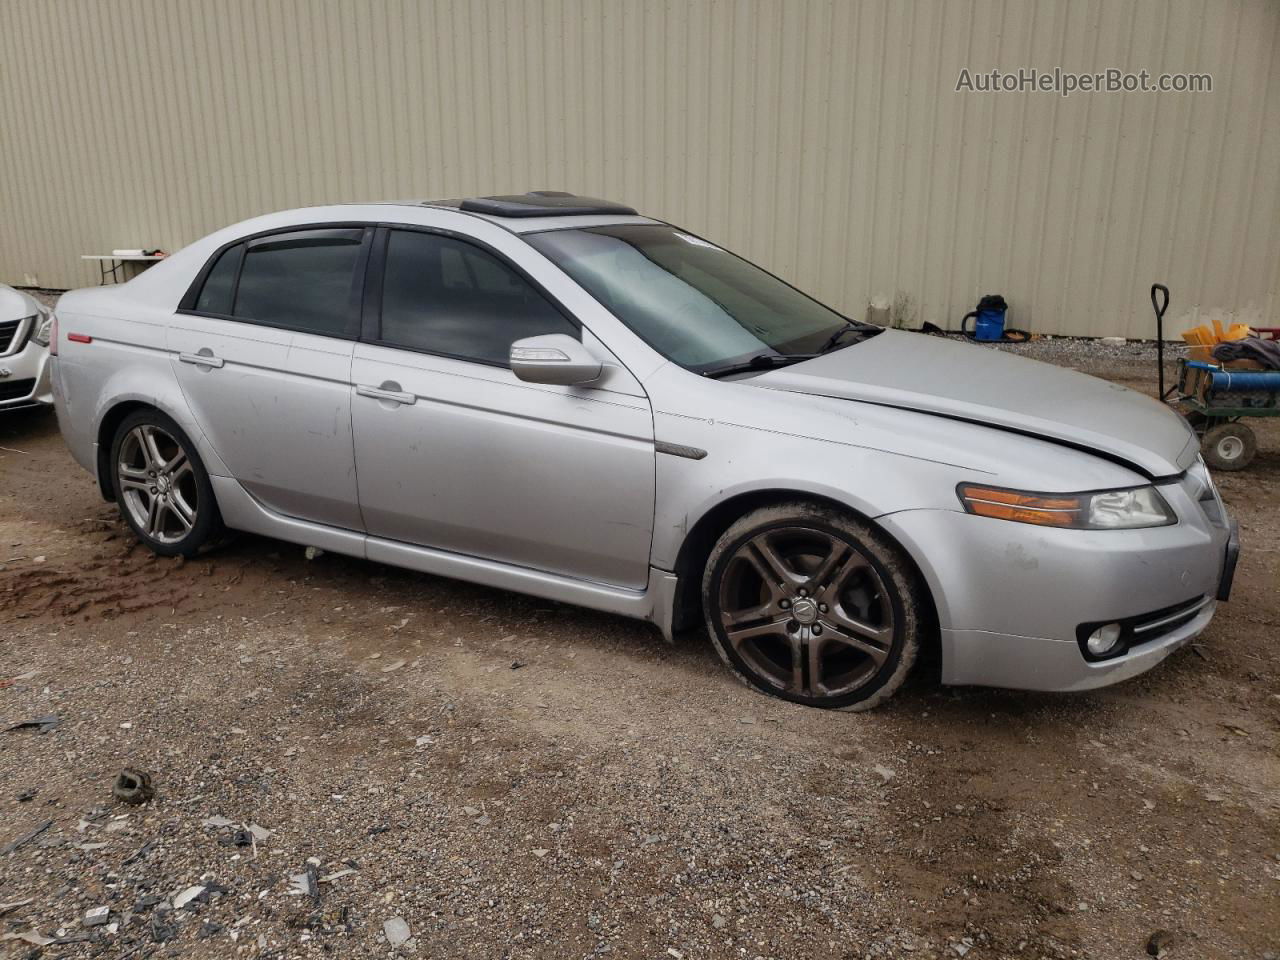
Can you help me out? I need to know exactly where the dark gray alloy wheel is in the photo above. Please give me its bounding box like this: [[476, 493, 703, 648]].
[[703, 503, 922, 710], [111, 410, 220, 557]]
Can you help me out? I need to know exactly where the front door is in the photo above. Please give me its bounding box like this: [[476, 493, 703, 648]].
[[350, 227, 655, 589], [168, 227, 371, 530]]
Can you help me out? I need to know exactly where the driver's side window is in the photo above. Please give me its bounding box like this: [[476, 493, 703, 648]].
[[378, 229, 577, 366]]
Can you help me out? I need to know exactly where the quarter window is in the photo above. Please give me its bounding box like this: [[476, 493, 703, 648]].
[[379, 229, 576, 365], [231, 229, 365, 336], [194, 244, 242, 315]]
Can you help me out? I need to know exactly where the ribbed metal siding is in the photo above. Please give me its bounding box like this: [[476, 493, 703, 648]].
[[1, 0, 1276, 338]]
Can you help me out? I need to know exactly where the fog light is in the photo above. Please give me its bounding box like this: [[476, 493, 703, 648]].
[[1086, 623, 1123, 657]]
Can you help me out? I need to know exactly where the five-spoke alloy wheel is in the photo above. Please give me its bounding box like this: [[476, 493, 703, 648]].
[[703, 503, 923, 710], [111, 410, 219, 556]]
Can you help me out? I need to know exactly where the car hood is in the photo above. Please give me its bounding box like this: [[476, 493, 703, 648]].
[[753, 330, 1197, 477], [0, 285, 42, 324]]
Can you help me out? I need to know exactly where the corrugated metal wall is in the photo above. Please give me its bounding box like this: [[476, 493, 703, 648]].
[[2, 0, 1277, 338]]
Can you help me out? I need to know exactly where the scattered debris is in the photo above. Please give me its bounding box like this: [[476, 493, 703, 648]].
[[122, 839, 157, 866], [0, 899, 32, 918], [83, 905, 111, 927], [112, 768, 155, 805], [289, 869, 320, 901], [320, 867, 357, 883], [1190, 643, 1211, 661], [172, 885, 207, 910], [381, 658, 407, 673], [14, 787, 36, 802], [304, 546, 325, 560], [0, 669, 38, 689], [1147, 929, 1175, 957], [532, 847, 550, 858], [0, 929, 54, 947], [384, 916, 411, 947], [247, 823, 272, 842], [510, 660, 526, 670], [4, 715, 60, 734], [202, 815, 236, 829], [1220, 723, 1250, 737], [873, 763, 896, 783], [150, 915, 178, 943], [1, 819, 52, 855], [197, 920, 225, 939]]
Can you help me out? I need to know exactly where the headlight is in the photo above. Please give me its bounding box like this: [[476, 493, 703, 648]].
[[957, 483, 1175, 530], [28, 314, 53, 347]]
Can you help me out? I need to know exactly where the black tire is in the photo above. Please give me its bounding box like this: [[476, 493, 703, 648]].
[[1201, 422, 1256, 471], [109, 409, 221, 557], [702, 502, 924, 711]]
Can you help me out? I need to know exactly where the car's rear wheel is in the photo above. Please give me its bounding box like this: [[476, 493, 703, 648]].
[[110, 410, 219, 557], [702, 503, 923, 711]]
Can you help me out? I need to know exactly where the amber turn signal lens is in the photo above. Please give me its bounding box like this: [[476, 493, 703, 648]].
[[957, 484, 1083, 528]]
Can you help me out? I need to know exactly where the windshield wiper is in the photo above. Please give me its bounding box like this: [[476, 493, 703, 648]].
[[817, 321, 878, 355], [702, 353, 817, 379]]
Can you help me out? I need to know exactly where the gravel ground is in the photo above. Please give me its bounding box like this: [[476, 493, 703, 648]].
[[1, 316, 1277, 959]]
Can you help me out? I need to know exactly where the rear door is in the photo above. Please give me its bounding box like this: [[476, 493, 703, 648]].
[[350, 226, 655, 588], [169, 226, 372, 530]]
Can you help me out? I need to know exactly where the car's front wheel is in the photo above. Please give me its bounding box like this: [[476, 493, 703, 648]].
[[702, 503, 924, 711], [110, 409, 220, 557]]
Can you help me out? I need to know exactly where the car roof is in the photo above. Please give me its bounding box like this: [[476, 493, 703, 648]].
[[414, 191, 658, 234]]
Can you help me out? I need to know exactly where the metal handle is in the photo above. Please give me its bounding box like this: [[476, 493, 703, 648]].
[[1151, 283, 1170, 401], [179, 352, 224, 368], [356, 384, 416, 405]]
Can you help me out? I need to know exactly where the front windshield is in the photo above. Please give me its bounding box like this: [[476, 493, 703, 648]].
[[525, 223, 870, 373]]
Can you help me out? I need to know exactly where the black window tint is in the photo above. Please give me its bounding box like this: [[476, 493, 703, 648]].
[[233, 229, 364, 336], [195, 244, 242, 315], [380, 230, 576, 364]]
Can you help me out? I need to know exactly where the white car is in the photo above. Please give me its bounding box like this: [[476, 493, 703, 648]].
[[0, 285, 54, 411]]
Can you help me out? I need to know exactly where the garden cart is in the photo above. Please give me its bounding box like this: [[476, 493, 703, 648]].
[[1152, 283, 1280, 470]]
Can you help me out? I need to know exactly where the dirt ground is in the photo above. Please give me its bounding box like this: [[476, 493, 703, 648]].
[[1, 340, 1277, 959]]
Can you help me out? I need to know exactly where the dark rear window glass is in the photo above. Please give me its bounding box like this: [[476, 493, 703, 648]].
[[379, 229, 576, 364], [232, 229, 364, 336], [194, 244, 242, 315]]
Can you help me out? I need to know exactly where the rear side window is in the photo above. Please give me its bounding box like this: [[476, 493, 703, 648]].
[[194, 244, 242, 315], [233, 229, 365, 336], [379, 229, 576, 365]]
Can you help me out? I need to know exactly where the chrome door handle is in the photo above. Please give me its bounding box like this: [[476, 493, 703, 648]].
[[179, 352, 224, 368], [356, 384, 417, 405]]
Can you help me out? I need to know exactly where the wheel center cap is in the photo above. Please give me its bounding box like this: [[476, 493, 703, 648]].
[[791, 597, 819, 624], [156, 475, 171, 496]]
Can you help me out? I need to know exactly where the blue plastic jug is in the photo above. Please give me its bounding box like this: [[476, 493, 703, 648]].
[[961, 295, 1009, 342]]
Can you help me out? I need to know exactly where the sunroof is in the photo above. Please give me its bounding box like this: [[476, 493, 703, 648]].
[[455, 191, 638, 218]]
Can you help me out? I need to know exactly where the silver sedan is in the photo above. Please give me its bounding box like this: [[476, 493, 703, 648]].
[[49, 192, 1237, 710], [0, 285, 53, 412]]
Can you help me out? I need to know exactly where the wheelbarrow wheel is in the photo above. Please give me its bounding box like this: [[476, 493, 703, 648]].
[[1202, 422, 1256, 471]]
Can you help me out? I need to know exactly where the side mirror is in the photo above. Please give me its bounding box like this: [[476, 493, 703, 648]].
[[509, 334, 602, 385]]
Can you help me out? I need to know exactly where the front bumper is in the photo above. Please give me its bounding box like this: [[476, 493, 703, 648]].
[[879, 476, 1234, 692], [938, 597, 1216, 692], [0, 332, 52, 411]]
